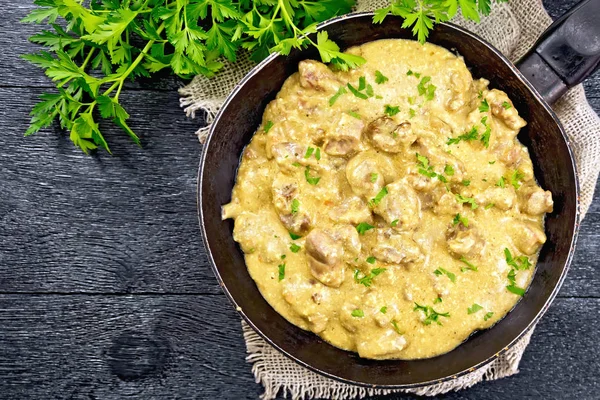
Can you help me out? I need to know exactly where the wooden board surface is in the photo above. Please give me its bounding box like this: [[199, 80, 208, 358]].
[[1, 0, 599, 399]]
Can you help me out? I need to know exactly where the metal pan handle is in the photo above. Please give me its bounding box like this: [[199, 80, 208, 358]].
[[516, 0, 600, 104]]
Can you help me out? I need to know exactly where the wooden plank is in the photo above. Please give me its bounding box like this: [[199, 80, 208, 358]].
[[0, 86, 221, 294], [0, 295, 597, 399]]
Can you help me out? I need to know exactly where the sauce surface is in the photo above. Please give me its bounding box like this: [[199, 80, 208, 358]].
[[222, 39, 553, 360]]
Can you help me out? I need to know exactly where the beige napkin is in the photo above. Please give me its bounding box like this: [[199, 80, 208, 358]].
[[180, 0, 600, 398]]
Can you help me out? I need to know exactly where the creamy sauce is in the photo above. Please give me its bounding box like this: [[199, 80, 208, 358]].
[[222, 39, 553, 360]]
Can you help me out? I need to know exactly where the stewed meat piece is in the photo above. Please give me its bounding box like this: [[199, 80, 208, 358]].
[[305, 229, 345, 287]]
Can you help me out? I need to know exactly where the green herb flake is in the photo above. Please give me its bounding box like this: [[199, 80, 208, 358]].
[[358, 76, 366, 91], [292, 162, 302, 167], [329, 87, 347, 106], [380, 306, 387, 314], [370, 173, 378, 183], [351, 309, 364, 318], [434, 296, 443, 304], [369, 186, 388, 207], [409, 108, 416, 118], [375, 70, 389, 84], [467, 303, 483, 314], [289, 232, 301, 240], [417, 76, 436, 100], [354, 267, 387, 287], [384, 104, 400, 116], [391, 219, 399, 227], [278, 263, 286, 281], [455, 193, 478, 209], [315, 147, 321, 161], [289, 243, 301, 253], [291, 198, 299, 215], [504, 248, 532, 270], [304, 147, 315, 158], [485, 203, 495, 209], [356, 222, 375, 235], [480, 118, 491, 148], [510, 170, 524, 190], [489, 160, 496, 164], [304, 166, 321, 185], [452, 213, 469, 227], [479, 99, 490, 112], [347, 110, 361, 119], [496, 176, 506, 188], [444, 164, 455, 176], [502, 101, 512, 109], [462, 180, 471, 186], [478, 90, 484, 99], [434, 267, 456, 283], [391, 320, 403, 334], [366, 84, 374, 97], [507, 285, 526, 296], [264, 120, 274, 133], [347, 82, 368, 99], [459, 256, 478, 272], [413, 302, 450, 326], [407, 96, 416, 105], [484, 311, 494, 321], [447, 126, 479, 145], [366, 256, 376, 264]]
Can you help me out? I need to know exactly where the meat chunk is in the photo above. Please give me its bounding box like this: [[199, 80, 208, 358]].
[[328, 224, 362, 259], [415, 139, 466, 182], [324, 113, 364, 156], [329, 196, 373, 225], [305, 229, 345, 287], [233, 211, 287, 263], [298, 60, 340, 92], [372, 230, 423, 265], [373, 180, 421, 230], [486, 89, 526, 131], [511, 221, 547, 255], [474, 187, 516, 211], [271, 174, 312, 235], [271, 142, 325, 174], [493, 141, 535, 181], [282, 275, 331, 333], [446, 225, 485, 258], [520, 186, 554, 215], [365, 116, 416, 153], [356, 329, 407, 359], [433, 192, 463, 215], [445, 69, 472, 111], [346, 153, 385, 197]]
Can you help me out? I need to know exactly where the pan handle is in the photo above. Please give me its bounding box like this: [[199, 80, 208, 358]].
[[516, 0, 600, 104]]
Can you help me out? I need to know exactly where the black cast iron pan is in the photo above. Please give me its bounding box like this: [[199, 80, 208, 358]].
[[198, 0, 600, 387]]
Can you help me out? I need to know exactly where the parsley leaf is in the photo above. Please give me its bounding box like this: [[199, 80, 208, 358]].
[[351, 309, 364, 318], [369, 186, 389, 207], [434, 267, 456, 283], [304, 147, 315, 159], [315, 147, 321, 161], [366, 256, 376, 264], [391, 219, 399, 227], [347, 110, 361, 119], [375, 70, 389, 84], [496, 176, 506, 188], [447, 127, 479, 145], [347, 82, 369, 99], [455, 193, 478, 209], [510, 170, 524, 190], [290, 243, 301, 253], [484, 311, 494, 321], [391, 320, 403, 334], [468, 303, 483, 314], [459, 256, 478, 272], [380, 306, 387, 314], [384, 104, 400, 116], [504, 248, 532, 270], [289, 232, 301, 240], [452, 213, 469, 227], [291, 198, 299, 215], [370, 173, 378, 183], [413, 302, 450, 325], [507, 285, 526, 296], [502, 101, 512, 109], [356, 222, 375, 235], [278, 262, 286, 281], [304, 166, 321, 185], [354, 267, 387, 287], [479, 99, 490, 112], [264, 120, 274, 133], [329, 87, 347, 106]]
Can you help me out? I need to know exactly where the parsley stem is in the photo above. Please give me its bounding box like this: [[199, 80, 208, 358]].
[[80, 48, 96, 71]]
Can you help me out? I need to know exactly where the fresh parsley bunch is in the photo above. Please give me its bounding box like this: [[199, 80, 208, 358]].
[[22, 0, 504, 154]]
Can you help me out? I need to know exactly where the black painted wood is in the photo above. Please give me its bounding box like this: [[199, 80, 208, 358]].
[[0, 0, 598, 399]]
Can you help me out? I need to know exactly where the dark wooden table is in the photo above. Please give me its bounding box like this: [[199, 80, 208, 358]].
[[1, 1, 599, 399]]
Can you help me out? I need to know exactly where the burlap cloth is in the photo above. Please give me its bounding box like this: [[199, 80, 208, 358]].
[[180, 1, 600, 398]]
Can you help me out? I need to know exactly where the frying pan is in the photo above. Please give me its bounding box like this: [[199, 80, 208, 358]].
[[198, 0, 600, 387]]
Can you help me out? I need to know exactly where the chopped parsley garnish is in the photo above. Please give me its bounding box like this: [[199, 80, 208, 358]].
[[291, 198, 299, 215], [354, 268, 387, 287], [370, 173, 378, 183], [356, 222, 374, 235], [375, 95, 383, 99], [434, 296, 443, 304], [375, 70, 389, 84], [479, 99, 489, 112], [414, 302, 450, 325], [278, 263, 286, 281], [510, 170, 524, 190], [289, 243, 301, 253], [304, 147, 315, 158], [384, 104, 400, 116], [417, 76, 436, 101], [496, 176, 506, 188], [369, 186, 388, 207], [347, 82, 368, 99], [485, 203, 495, 209], [409, 108, 416, 118], [416, 153, 437, 178], [407, 96, 416, 105], [507, 285, 526, 296], [366, 84, 374, 97], [281, 255, 286, 260], [315, 147, 321, 161], [366, 256, 376, 264], [407, 70, 421, 78], [447, 126, 479, 145], [380, 306, 387, 314], [264, 120, 274, 133], [434, 267, 456, 283], [480, 116, 491, 148], [484, 311, 494, 321], [468, 303, 483, 314], [292, 162, 302, 167], [444, 164, 455, 176], [504, 248, 532, 270], [391, 320, 403, 334], [455, 193, 478, 209], [478, 90, 484, 99], [502, 101, 512, 109], [347, 110, 361, 119], [358, 76, 366, 91], [391, 219, 399, 227], [489, 160, 496, 164], [304, 166, 321, 185], [289, 232, 301, 240], [329, 87, 347, 106], [462, 180, 471, 186], [459, 256, 478, 272], [452, 213, 469, 227], [351, 309, 364, 318]]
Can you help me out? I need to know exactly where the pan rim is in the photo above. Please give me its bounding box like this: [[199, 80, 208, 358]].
[[197, 11, 581, 389]]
